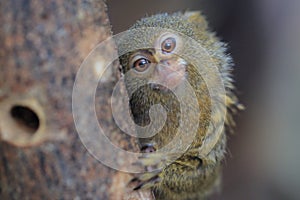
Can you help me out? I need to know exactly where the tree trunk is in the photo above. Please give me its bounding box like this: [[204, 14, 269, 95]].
[[0, 0, 152, 199]]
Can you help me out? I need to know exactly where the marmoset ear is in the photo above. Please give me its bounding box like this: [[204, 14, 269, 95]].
[[183, 11, 208, 30]]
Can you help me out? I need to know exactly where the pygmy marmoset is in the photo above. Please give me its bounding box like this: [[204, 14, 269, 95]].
[[118, 11, 242, 200]]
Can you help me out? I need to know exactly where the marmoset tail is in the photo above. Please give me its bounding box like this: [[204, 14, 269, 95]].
[[118, 11, 242, 200]]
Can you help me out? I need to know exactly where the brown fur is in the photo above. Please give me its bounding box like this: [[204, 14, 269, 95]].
[[118, 11, 242, 200]]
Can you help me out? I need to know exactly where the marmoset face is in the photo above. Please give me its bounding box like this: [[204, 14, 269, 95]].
[[125, 32, 188, 93]]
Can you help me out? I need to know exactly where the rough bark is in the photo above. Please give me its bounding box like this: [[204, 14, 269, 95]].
[[0, 0, 152, 199]]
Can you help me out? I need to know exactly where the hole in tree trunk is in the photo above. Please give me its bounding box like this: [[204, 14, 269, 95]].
[[10, 105, 40, 134]]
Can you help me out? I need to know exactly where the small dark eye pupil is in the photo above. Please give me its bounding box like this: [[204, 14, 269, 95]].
[[138, 59, 147, 66], [164, 42, 172, 50], [162, 37, 176, 53], [133, 58, 150, 72]]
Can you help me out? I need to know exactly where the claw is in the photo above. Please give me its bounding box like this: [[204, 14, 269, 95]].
[[130, 145, 185, 191], [129, 177, 139, 183], [133, 174, 161, 190], [129, 170, 161, 191], [130, 157, 162, 191]]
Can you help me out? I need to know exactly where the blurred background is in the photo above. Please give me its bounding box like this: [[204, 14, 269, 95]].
[[107, 0, 300, 199]]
